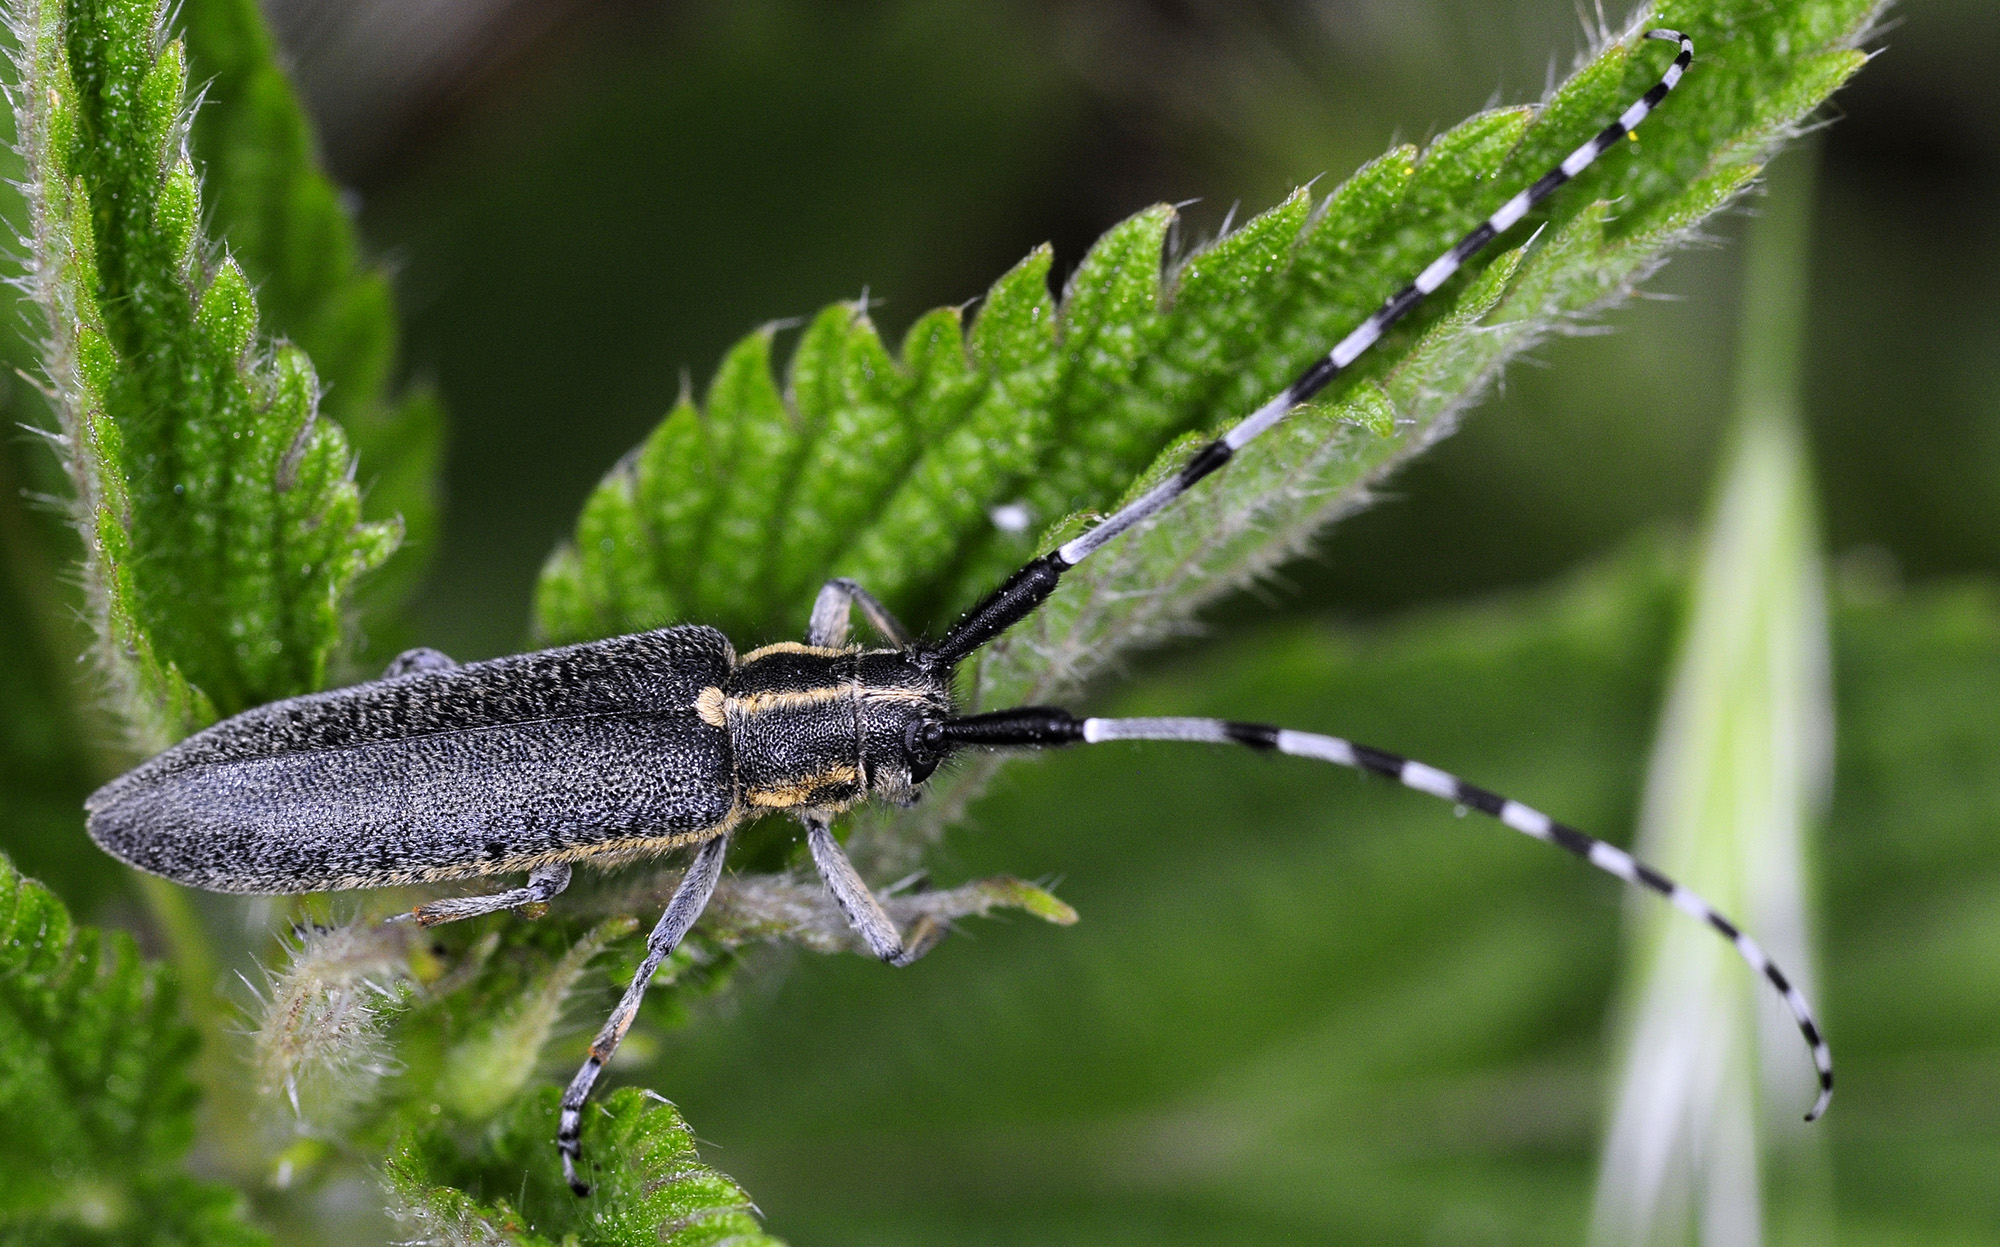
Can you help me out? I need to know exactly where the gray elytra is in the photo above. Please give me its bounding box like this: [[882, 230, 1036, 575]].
[[84, 31, 1829, 1200]]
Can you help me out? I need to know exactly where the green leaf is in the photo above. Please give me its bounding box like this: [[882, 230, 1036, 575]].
[[873, 21, 1873, 868], [388, 1087, 785, 1247], [0, 851, 266, 1245], [537, 1, 1874, 697], [13, 0, 402, 746], [177, 0, 444, 634], [0, 0, 442, 901]]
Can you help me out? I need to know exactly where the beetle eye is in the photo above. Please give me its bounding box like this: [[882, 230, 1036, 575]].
[[904, 719, 944, 784]]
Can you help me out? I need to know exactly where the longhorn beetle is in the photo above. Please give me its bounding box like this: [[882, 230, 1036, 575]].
[[83, 29, 1832, 1197]]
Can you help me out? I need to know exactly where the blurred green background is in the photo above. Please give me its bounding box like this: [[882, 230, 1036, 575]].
[[6, 0, 2000, 1242]]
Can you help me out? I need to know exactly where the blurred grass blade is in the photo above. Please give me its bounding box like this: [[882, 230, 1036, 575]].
[[11, 0, 401, 748], [1589, 149, 1831, 1246]]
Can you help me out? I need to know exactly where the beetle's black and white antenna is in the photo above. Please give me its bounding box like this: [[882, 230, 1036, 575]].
[[80, 27, 1834, 1200], [912, 28, 1831, 1124], [927, 707, 1836, 1123], [923, 28, 1696, 671]]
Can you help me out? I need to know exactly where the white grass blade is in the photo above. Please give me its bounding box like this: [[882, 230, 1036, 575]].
[[1589, 147, 1832, 1247]]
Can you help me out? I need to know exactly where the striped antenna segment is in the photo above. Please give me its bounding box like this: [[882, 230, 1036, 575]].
[[1055, 30, 1694, 569], [1078, 713, 1835, 1122]]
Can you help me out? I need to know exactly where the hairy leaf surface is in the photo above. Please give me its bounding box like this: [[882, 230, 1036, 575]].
[[12, 0, 401, 747], [0, 853, 266, 1245], [178, 0, 445, 632], [388, 1087, 784, 1247], [537, 3, 1874, 763]]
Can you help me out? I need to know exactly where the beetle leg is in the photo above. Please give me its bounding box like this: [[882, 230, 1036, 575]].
[[382, 646, 457, 678], [803, 813, 944, 968], [559, 833, 730, 1196], [391, 862, 571, 927], [807, 578, 913, 648]]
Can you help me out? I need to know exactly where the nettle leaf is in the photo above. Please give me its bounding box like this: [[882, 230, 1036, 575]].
[[0, 852, 266, 1245], [0, 0, 442, 915], [537, 0, 1873, 868], [388, 1087, 784, 1247], [539, 0, 1870, 655], [12, 0, 401, 748], [178, 0, 445, 635]]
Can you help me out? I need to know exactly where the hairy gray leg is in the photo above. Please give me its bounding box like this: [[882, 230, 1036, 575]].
[[383, 647, 457, 678], [558, 833, 730, 1196], [391, 862, 572, 927], [807, 577, 913, 648], [805, 815, 943, 968]]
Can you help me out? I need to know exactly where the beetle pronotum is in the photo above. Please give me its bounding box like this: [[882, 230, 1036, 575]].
[[83, 29, 1831, 1197]]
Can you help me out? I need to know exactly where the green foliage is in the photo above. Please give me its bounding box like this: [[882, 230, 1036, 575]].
[[250, 910, 654, 1160], [0, 0, 443, 900], [177, 0, 444, 631], [866, 3, 1875, 865], [637, 548, 2000, 1245], [389, 1087, 784, 1247], [432, 918, 640, 1122], [0, 0, 1903, 1239], [13, 0, 400, 747], [248, 869, 1076, 1188], [0, 852, 266, 1246], [538, 0, 1872, 667]]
